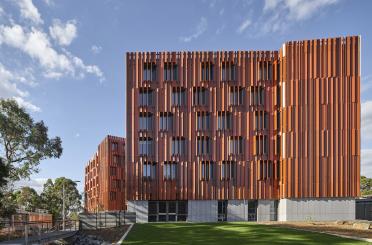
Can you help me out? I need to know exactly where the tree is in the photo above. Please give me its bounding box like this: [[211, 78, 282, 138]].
[[13, 187, 41, 212], [40, 178, 82, 221], [361, 176, 372, 196], [0, 99, 63, 181]]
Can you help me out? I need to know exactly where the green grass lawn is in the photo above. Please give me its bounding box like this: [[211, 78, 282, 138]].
[[123, 222, 367, 245]]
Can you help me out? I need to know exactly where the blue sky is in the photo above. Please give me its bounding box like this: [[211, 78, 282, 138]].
[[0, 0, 371, 193]]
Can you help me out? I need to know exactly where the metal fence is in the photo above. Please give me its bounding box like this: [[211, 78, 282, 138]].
[[79, 211, 136, 230]]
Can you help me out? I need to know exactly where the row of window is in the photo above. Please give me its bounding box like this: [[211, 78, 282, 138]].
[[141, 160, 276, 181], [142, 62, 272, 82], [138, 87, 265, 107], [139, 111, 269, 131], [138, 136, 266, 156]]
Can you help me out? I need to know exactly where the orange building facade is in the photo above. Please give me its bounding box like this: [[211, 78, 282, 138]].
[[84, 135, 126, 212], [125, 36, 360, 222]]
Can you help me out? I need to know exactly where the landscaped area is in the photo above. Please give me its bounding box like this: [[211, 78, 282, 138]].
[[123, 222, 367, 245]]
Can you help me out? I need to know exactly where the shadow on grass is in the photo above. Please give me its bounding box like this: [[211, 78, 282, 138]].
[[123, 222, 366, 245]]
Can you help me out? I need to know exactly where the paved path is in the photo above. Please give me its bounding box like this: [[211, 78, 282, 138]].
[[0, 230, 77, 245]]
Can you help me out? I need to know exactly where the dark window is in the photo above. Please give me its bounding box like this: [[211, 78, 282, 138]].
[[139, 112, 153, 131], [164, 63, 178, 81], [197, 136, 210, 155], [109, 191, 116, 201], [229, 87, 244, 106], [229, 136, 243, 155], [172, 137, 186, 156], [172, 87, 186, 106], [193, 87, 208, 106], [259, 62, 272, 81], [222, 62, 236, 81], [255, 111, 268, 130], [159, 112, 173, 131], [221, 161, 236, 180], [143, 162, 157, 180], [163, 162, 177, 180], [255, 135, 268, 156], [143, 62, 157, 81], [139, 88, 153, 106], [217, 111, 232, 130], [196, 112, 210, 130], [200, 161, 215, 181], [259, 161, 273, 180], [113, 155, 119, 165], [111, 142, 118, 151], [250, 86, 265, 106], [201, 62, 214, 81], [110, 166, 116, 176], [139, 137, 153, 156]]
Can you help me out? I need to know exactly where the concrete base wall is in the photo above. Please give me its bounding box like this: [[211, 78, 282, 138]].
[[187, 200, 218, 222], [257, 200, 276, 222], [127, 200, 148, 223], [227, 200, 248, 221], [278, 198, 355, 221]]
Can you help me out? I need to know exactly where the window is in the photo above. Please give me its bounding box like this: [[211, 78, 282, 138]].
[[172, 87, 186, 106], [229, 136, 243, 155], [222, 62, 236, 81], [110, 191, 116, 201], [164, 63, 178, 81], [255, 111, 268, 130], [112, 179, 120, 188], [159, 112, 173, 131], [196, 136, 210, 155], [163, 162, 177, 180], [200, 161, 215, 180], [259, 62, 272, 81], [193, 87, 208, 106], [250, 86, 265, 106], [221, 161, 236, 180], [113, 155, 119, 165], [201, 62, 213, 81], [111, 142, 118, 151], [139, 112, 153, 131], [139, 137, 153, 156], [229, 87, 244, 106], [139, 88, 153, 106], [255, 135, 268, 156], [196, 112, 210, 130], [143, 162, 157, 180], [217, 111, 232, 130], [172, 137, 186, 156], [110, 166, 117, 176], [259, 161, 273, 180], [143, 62, 157, 81]]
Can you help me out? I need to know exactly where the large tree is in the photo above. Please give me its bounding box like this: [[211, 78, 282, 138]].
[[40, 178, 82, 220], [0, 99, 63, 181], [361, 176, 372, 196], [13, 186, 41, 212]]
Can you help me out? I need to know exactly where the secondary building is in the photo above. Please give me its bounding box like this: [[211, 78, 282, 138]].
[[84, 135, 126, 212], [125, 36, 361, 222]]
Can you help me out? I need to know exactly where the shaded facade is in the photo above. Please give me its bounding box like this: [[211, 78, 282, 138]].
[[84, 135, 126, 212], [125, 36, 360, 222]]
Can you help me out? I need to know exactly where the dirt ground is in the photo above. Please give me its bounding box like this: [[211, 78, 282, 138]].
[[261, 221, 372, 239], [63, 225, 130, 244]]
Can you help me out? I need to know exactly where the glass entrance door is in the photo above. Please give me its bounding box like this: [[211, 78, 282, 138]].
[[218, 200, 228, 221], [248, 200, 257, 221]]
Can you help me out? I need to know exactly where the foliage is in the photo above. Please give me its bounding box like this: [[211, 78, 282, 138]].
[[13, 186, 41, 212], [0, 158, 9, 188], [0, 191, 17, 218], [40, 177, 82, 221], [0, 99, 63, 181], [361, 175, 372, 196]]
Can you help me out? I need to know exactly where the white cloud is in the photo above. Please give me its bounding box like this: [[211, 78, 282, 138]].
[[361, 75, 372, 94], [361, 149, 372, 178], [362, 100, 372, 140], [91, 45, 102, 54], [0, 24, 104, 81], [49, 19, 77, 46], [12, 96, 41, 112], [258, 0, 339, 34], [237, 18, 252, 34], [14, 178, 49, 194], [219, 8, 225, 16], [16, 0, 43, 25], [179, 17, 207, 43], [75, 133, 80, 138]]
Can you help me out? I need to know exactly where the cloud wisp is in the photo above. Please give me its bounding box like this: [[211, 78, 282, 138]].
[[179, 17, 208, 43]]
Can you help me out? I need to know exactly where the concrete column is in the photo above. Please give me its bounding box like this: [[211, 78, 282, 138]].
[[127, 200, 148, 223], [227, 200, 248, 221], [187, 200, 218, 222]]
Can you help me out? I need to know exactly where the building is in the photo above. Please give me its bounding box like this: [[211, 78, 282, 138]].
[[125, 35, 360, 222], [84, 135, 126, 212]]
